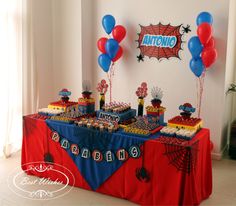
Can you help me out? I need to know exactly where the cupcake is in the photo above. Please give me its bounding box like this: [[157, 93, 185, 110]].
[[108, 125, 114, 133], [87, 123, 91, 128], [78, 121, 83, 127], [99, 124, 104, 132]]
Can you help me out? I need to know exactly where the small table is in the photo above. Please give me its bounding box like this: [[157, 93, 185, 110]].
[[22, 115, 212, 205]]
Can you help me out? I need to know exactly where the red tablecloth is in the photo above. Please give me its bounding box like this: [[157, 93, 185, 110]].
[[22, 115, 212, 205]]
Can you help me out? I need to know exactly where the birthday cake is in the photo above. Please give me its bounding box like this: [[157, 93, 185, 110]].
[[48, 89, 78, 112], [160, 103, 202, 140], [96, 102, 136, 123], [168, 103, 202, 131]]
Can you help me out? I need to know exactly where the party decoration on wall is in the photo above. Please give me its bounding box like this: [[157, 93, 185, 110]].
[[182, 24, 191, 34], [137, 54, 144, 62], [135, 82, 148, 116], [97, 14, 126, 103], [188, 11, 218, 117], [136, 23, 190, 61], [51, 129, 142, 163], [102, 15, 116, 35], [97, 79, 109, 110]]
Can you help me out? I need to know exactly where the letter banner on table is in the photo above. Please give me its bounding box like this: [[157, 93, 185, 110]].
[[47, 119, 145, 190]]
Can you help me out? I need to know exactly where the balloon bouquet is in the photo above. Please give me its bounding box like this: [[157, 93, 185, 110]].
[[97, 15, 126, 103], [188, 12, 218, 117]]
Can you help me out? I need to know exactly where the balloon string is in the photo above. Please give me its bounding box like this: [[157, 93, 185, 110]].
[[198, 70, 206, 118], [107, 62, 115, 103], [196, 78, 199, 116]]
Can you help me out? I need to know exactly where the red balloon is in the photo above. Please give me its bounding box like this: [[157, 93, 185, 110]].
[[197, 23, 212, 45], [112, 46, 123, 62], [97, 37, 108, 53], [112, 25, 126, 43], [205, 37, 215, 48], [202, 47, 217, 68]]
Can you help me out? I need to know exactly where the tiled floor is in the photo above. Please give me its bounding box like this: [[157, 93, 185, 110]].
[[0, 151, 236, 206]]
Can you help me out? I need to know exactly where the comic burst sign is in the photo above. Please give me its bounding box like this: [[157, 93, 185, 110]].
[[137, 23, 188, 61]]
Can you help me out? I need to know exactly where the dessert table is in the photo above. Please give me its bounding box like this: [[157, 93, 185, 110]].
[[21, 114, 212, 205]]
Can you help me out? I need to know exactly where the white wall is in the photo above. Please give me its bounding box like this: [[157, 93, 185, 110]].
[[225, 0, 236, 125], [52, 0, 82, 101], [222, 0, 236, 153], [92, 0, 230, 156], [32, 0, 53, 108]]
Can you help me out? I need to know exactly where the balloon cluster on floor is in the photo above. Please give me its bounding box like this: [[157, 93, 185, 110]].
[[188, 12, 217, 77], [97, 15, 126, 72]]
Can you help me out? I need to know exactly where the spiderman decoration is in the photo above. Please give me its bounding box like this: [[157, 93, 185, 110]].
[[136, 23, 190, 61]]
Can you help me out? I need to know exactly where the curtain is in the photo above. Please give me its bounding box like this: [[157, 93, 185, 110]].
[[0, 0, 23, 157], [0, 0, 38, 157], [22, 0, 39, 116]]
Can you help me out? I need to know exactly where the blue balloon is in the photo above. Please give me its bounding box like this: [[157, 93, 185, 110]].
[[196, 12, 213, 26], [102, 15, 116, 34], [189, 58, 205, 77], [105, 38, 119, 59], [98, 54, 111, 72], [188, 36, 203, 58]]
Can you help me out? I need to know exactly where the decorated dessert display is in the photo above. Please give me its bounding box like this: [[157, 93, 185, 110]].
[[37, 83, 202, 142], [168, 103, 202, 131], [123, 116, 161, 136], [135, 82, 148, 116], [78, 81, 95, 114], [96, 101, 136, 123], [38, 108, 64, 116], [145, 86, 166, 125], [96, 79, 108, 109], [160, 103, 202, 140], [48, 88, 78, 112], [59, 110, 85, 120], [76, 117, 119, 133], [50, 116, 74, 124]]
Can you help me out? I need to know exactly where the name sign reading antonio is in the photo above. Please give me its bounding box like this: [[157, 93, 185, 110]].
[[98, 111, 120, 122], [137, 23, 186, 61], [141, 35, 177, 48]]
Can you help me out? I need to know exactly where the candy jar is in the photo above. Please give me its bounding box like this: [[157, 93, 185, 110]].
[[96, 79, 108, 110], [135, 82, 148, 116], [151, 86, 163, 108]]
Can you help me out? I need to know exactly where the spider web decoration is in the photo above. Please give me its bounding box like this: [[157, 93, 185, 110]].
[[137, 23, 184, 61], [158, 137, 199, 174]]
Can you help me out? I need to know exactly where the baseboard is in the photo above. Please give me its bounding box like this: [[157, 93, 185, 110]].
[[211, 144, 228, 160], [211, 152, 222, 160]]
